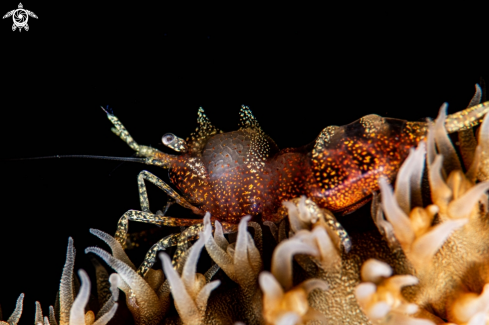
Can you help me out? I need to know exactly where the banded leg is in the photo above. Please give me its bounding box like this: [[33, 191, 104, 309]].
[[137, 170, 204, 216], [123, 198, 179, 250], [136, 225, 202, 277], [137, 233, 180, 276], [173, 224, 204, 268], [322, 211, 351, 253], [172, 221, 239, 271], [103, 108, 166, 158], [115, 210, 202, 249], [137, 220, 239, 277]]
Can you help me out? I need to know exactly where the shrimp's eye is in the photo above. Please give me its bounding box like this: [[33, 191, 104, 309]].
[[162, 133, 188, 153], [162, 133, 175, 145]]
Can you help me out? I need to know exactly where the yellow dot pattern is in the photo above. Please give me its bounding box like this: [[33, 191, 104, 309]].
[[186, 107, 223, 157], [163, 103, 489, 223], [305, 115, 422, 214]]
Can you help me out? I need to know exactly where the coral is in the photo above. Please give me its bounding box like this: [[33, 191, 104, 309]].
[[55, 237, 119, 325], [259, 211, 330, 324], [86, 231, 163, 325], [5, 85, 489, 324], [202, 213, 263, 324], [355, 259, 432, 325], [0, 238, 119, 325], [0, 293, 24, 325], [371, 95, 489, 322], [160, 232, 220, 325]]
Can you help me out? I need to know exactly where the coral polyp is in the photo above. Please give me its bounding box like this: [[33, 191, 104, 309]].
[[4, 84, 489, 324]]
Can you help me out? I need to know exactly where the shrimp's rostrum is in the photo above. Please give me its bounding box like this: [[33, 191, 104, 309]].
[[105, 101, 489, 224]]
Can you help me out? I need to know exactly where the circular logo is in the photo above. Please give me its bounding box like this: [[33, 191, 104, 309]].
[[13, 9, 27, 27]]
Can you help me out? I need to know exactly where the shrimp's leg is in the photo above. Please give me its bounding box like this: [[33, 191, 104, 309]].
[[137, 170, 204, 215], [137, 221, 238, 277], [102, 106, 167, 159], [115, 210, 202, 249], [137, 233, 180, 276]]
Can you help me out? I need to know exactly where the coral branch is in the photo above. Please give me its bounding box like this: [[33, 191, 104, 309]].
[[69, 270, 91, 325], [60, 237, 75, 325], [0, 293, 24, 325], [203, 213, 262, 290], [160, 233, 220, 325], [85, 244, 162, 325], [355, 259, 434, 325], [259, 271, 328, 325]]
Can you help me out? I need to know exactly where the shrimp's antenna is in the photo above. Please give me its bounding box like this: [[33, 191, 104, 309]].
[[108, 153, 139, 176], [4, 155, 147, 163]]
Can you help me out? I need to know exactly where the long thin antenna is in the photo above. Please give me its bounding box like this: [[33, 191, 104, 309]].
[[4, 155, 147, 163]]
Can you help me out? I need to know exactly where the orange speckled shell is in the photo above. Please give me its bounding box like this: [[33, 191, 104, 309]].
[[170, 111, 428, 223], [305, 116, 423, 214]]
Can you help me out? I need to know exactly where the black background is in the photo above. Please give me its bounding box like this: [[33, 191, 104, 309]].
[[0, 3, 488, 323]]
